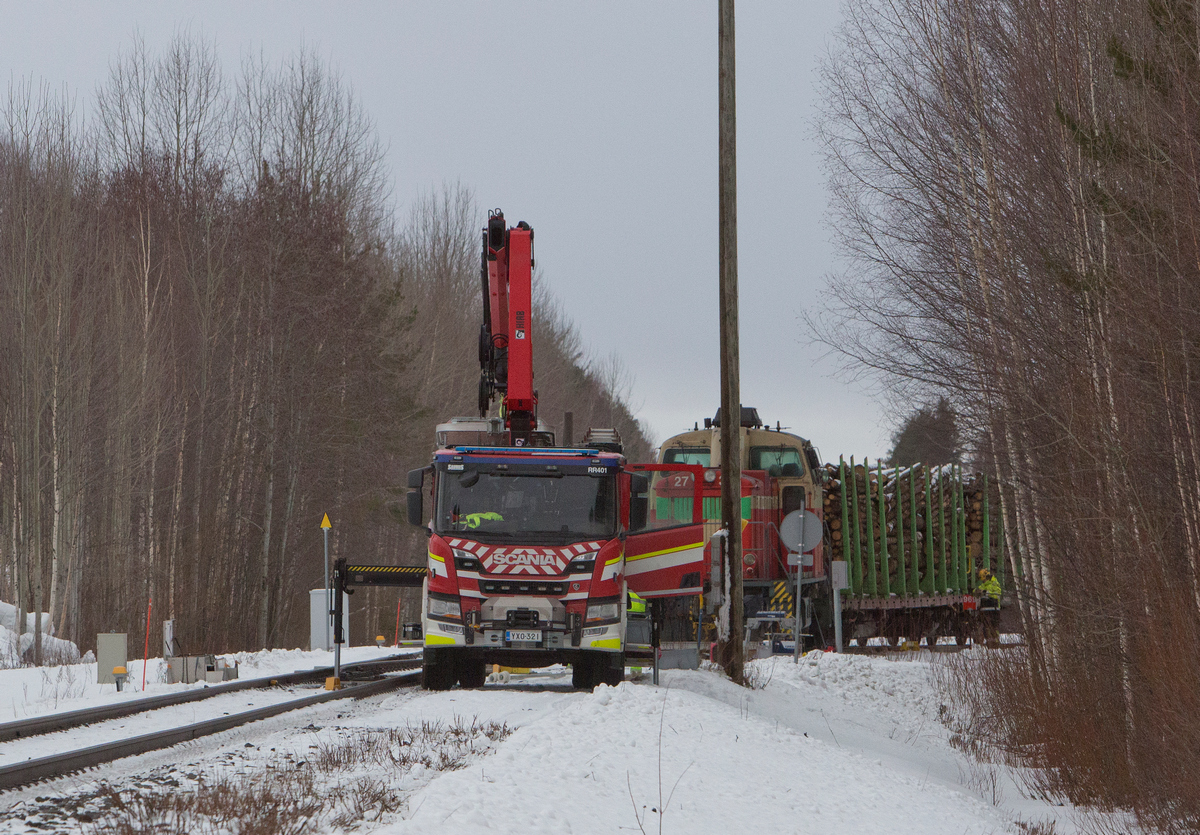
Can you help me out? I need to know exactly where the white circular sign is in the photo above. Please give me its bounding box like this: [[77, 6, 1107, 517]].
[[779, 509, 822, 552]]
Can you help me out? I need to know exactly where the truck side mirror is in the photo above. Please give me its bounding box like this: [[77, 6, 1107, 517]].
[[406, 467, 428, 527], [407, 490, 423, 526], [629, 473, 649, 531]]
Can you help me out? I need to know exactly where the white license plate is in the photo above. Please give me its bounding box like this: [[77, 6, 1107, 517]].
[[506, 630, 541, 643]]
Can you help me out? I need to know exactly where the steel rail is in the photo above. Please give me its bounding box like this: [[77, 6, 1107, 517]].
[[842, 642, 1023, 655], [0, 669, 421, 791], [0, 652, 421, 744]]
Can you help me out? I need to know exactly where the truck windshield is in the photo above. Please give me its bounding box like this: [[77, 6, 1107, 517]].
[[435, 466, 617, 544]]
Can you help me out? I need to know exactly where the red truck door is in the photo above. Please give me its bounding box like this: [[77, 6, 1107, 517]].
[[625, 465, 708, 598]]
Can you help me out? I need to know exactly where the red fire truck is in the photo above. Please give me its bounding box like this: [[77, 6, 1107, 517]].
[[405, 211, 711, 689]]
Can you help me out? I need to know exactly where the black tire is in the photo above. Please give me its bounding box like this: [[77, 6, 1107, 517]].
[[478, 376, 492, 417], [421, 648, 456, 691], [478, 323, 491, 366], [599, 654, 625, 687], [458, 658, 487, 688], [571, 656, 595, 690]]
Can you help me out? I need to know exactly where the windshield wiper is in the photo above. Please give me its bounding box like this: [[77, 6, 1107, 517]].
[[444, 530, 520, 541]]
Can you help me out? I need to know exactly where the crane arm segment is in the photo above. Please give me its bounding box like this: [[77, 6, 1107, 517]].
[[477, 209, 537, 445]]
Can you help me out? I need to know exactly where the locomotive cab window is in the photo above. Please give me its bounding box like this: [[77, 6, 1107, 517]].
[[662, 446, 711, 466], [750, 446, 804, 478]]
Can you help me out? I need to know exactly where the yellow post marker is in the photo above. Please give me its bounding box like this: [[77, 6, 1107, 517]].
[[325, 677, 341, 690], [321, 513, 332, 653]]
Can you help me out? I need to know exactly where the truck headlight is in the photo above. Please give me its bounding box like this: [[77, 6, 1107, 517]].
[[428, 597, 461, 618], [586, 602, 620, 622]]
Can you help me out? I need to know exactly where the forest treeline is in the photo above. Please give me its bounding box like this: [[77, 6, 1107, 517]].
[[822, 0, 1200, 828], [0, 36, 650, 662]]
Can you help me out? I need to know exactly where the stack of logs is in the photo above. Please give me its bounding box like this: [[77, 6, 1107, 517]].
[[821, 460, 993, 597]]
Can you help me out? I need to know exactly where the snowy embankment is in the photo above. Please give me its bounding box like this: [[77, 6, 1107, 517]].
[[0, 648, 1080, 834], [384, 653, 1068, 835], [0, 643, 406, 724]]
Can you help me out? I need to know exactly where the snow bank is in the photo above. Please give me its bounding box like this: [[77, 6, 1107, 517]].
[[0, 601, 53, 636], [0, 597, 81, 668], [388, 670, 1009, 835], [749, 649, 940, 724], [0, 624, 79, 667]]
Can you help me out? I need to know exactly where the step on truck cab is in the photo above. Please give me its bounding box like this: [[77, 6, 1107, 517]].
[[408, 426, 707, 690]]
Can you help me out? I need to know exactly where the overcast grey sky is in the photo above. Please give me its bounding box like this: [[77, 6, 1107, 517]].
[[1, 1, 892, 460]]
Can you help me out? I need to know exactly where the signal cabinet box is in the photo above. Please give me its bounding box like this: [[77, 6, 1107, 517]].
[[96, 633, 128, 684]]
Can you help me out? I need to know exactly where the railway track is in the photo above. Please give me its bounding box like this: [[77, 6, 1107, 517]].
[[843, 641, 1024, 655], [0, 652, 421, 743], [0, 652, 423, 791]]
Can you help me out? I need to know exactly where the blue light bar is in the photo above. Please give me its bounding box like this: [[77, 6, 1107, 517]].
[[451, 446, 604, 456]]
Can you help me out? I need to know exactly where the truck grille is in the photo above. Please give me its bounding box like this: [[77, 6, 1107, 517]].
[[506, 610, 540, 628], [482, 581, 566, 596]]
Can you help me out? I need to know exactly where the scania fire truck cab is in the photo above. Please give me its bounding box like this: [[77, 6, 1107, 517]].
[[409, 443, 706, 691]]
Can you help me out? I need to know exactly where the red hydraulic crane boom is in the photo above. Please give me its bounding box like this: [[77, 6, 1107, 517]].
[[478, 209, 537, 445]]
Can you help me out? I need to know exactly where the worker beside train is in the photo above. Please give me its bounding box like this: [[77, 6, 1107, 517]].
[[975, 568, 1002, 646], [975, 568, 1001, 606]]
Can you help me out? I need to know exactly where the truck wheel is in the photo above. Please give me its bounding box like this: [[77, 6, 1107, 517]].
[[421, 648, 456, 691], [458, 658, 487, 688], [599, 654, 625, 687], [571, 656, 595, 690]]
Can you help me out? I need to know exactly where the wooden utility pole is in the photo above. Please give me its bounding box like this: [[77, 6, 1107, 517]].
[[718, 0, 744, 685]]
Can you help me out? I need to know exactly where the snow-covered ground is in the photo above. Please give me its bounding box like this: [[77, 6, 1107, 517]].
[[0, 643, 413, 723], [0, 647, 1081, 834]]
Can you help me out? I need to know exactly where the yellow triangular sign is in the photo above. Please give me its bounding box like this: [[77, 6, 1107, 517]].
[[321, 513, 332, 529]]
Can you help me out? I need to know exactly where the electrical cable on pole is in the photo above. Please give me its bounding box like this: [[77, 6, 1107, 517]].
[[718, 0, 744, 685]]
